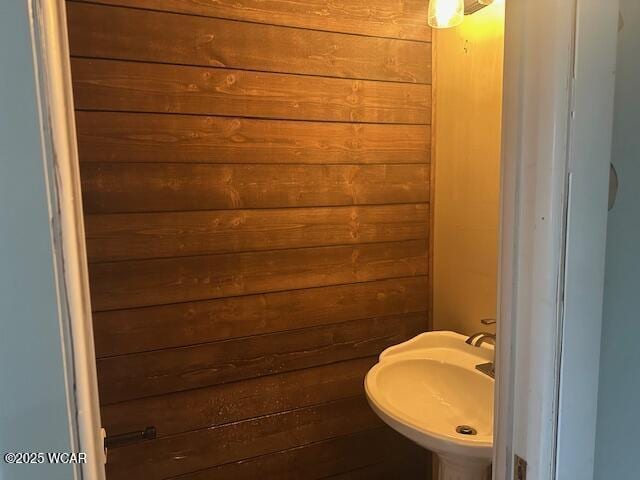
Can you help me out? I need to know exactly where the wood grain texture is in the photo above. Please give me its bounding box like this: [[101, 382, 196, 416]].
[[326, 456, 431, 480], [67, 2, 431, 83], [70, 58, 431, 124], [85, 204, 429, 262], [97, 313, 424, 403], [105, 396, 380, 480], [102, 357, 376, 436], [68, 0, 432, 476], [81, 163, 429, 214], [170, 428, 430, 480], [75, 111, 431, 165], [89, 240, 428, 311], [93, 276, 429, 357], [69, 0, 432, 42]]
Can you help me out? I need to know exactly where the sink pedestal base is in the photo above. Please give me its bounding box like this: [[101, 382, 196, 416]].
[[437, 454, 491, 480]]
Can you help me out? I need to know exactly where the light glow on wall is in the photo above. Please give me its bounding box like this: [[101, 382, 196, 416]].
[[428, 0, 465, 29]]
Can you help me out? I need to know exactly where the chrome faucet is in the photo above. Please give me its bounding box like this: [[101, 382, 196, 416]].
[[465, 319, 497, 379], [466, 332, 496, 347], [465, 318, 496, 344]]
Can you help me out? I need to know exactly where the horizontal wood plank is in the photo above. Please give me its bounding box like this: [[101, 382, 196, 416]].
[[86, 204, 429, 262], [93, 276, 429, 357], [70, 58, 431, 124], [69, 0, 433, 475], [89, 240, 428, 311], [81, 163, 430, 214], [70, 0, 432, 42], [67, 2, 431, 83], [170, 428, 428, 480], [75, 111, 431, 165], [97, 312, 425, 403], [106, 396, 380, 480], [102, 357, 376, 436], [326, 456, 430, 480]]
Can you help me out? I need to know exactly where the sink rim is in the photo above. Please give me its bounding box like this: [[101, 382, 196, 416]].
[[364, 330, 495, 460]]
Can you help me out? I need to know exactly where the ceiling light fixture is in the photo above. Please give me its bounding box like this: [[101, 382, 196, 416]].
[[428, 0, 495, 29], [427, 0, 464, 29]]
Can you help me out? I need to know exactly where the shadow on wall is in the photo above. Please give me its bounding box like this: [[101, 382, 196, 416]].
[[594, 1, 640, 479]]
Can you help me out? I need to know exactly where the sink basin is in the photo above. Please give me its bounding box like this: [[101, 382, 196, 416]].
[[365, 331, 494, 479]]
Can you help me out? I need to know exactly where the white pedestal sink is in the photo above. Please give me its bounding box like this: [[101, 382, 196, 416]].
[[365, 331, 494, 480]]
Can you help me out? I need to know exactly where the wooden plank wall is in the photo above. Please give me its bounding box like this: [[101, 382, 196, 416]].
[[65, 1, 433, 478]]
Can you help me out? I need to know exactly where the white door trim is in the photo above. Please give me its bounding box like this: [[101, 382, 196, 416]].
[[554, 1, 618, 478], [29, 1, 105, 478], [495, 0, 618, 479], [495, 1, 575, 477]]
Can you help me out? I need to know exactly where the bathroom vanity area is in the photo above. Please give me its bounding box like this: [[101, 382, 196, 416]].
[[62, 0, 504, 478]]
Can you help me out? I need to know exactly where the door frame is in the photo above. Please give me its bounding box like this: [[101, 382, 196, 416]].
[[29, 0, 105, 478], [31, 0, 618, 479], [495, 0, 618, 479]]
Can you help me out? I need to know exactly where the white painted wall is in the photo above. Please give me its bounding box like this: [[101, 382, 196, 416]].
[[432, 2, 504, 337], [594, 2, 640, 478], [0, 2, 75, 479]]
